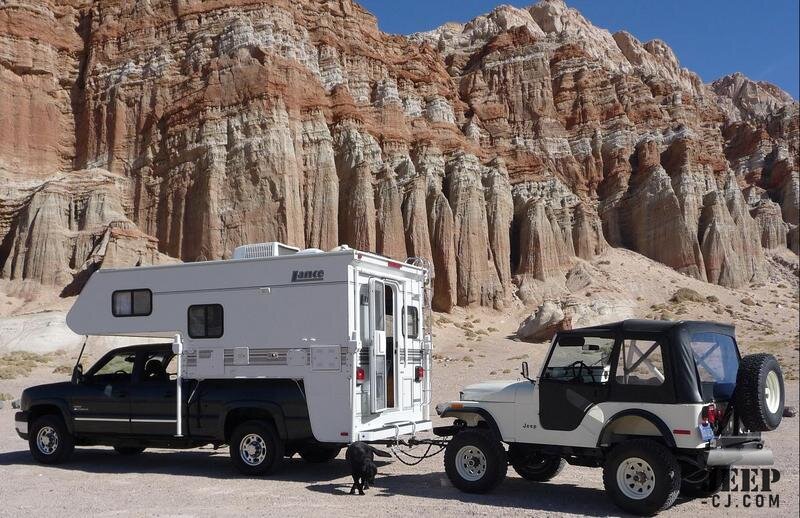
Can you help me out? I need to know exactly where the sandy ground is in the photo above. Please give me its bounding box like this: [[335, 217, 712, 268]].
[[0, 248, 797, 517]]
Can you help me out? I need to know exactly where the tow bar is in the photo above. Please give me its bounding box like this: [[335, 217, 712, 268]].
[[368, 436, 450, 466]]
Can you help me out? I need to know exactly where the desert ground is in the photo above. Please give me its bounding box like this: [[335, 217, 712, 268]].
[[0, 248, 798, 517]]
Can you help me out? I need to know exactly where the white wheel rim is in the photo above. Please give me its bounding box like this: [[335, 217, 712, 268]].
[[616, 457, 655, 500], [765, 371, 781, 414], [36, 426, 59, 455], [455, 445, 487, 482], [239, 433, 268, 466]]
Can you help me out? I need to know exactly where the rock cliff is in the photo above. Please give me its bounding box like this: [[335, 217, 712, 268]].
[[1, 0, 797, 311]]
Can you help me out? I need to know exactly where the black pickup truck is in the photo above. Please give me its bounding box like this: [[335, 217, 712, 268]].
[[14, 344, 343, 474]]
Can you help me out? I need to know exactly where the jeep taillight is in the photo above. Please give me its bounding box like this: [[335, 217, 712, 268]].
[[356, 367, 365, 383], [702, 403, 718, 425]]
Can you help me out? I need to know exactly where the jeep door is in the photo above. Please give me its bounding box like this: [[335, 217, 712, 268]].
[[128, 349, 178, 435], [70, 349, 134, 434], [537, 334, 616, 431]]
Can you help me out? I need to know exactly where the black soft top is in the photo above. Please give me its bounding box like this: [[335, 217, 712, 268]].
[[562, 319, 735, 339], [555, 319, 739, 404]]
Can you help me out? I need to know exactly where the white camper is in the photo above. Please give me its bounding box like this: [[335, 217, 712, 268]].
[[66, 244, 433, 444]]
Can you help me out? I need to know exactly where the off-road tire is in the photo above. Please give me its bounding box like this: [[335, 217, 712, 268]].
[[508, 443, 565, 482], [114, 446, 146, 455], [444, 428, 507, 494], [28, 414, 75, 465], [298, 444, 342, 463], [736, 353, 784, 431], [680, 467, 730, 499], [602, 439, 681, 516], [229, 420, 284, 476]]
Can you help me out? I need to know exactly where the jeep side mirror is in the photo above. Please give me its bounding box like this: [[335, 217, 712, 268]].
[[521, 361, 532, 382]]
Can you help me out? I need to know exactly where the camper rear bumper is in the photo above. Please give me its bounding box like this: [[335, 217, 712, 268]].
[[357, 420, 432, 442]]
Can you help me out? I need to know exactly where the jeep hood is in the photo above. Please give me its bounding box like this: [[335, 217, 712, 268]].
[[460, 380, 523, 403]]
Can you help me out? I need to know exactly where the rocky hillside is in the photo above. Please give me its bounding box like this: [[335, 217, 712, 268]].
[[0, 0, 797, 311]]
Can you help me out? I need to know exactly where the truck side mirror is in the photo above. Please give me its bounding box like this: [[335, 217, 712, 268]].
[[71, 363, 84, 384]]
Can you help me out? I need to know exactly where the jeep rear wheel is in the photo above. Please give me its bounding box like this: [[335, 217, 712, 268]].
[[603, 439, 681, 516], [229, 420, 284, 475], [29, 415, 74, 465], [508, 443, 565, 482], [681, 467, 730, 499], [736, 353, 784, 431], [444, 428, 507, 493]]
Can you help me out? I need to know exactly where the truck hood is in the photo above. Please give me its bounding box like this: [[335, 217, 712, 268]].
[[461, 380, 523, 403]]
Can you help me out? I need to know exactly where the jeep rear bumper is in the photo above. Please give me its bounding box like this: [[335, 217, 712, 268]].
[[705, 441, 773, 466], [14, 411, 29, 440]]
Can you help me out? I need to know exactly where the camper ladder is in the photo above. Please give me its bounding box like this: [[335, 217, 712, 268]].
[[406, 256, 434, 406]]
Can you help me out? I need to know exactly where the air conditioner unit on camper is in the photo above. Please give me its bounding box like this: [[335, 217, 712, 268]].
[[232, 242, 300, 260]]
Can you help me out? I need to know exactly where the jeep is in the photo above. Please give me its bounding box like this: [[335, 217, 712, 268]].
[[436, 320, 784, 515]]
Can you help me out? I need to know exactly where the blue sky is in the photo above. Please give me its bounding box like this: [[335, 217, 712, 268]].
[[359, 0, 799, 99]]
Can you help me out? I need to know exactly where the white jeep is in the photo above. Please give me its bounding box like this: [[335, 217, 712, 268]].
[[435, 320, 784, 515]]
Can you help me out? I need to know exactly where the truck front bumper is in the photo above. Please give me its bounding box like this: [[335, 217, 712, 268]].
[[14, 411, 29, 440]]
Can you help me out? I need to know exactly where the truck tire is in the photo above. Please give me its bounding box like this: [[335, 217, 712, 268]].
[[114, 446, 146, 455], [602, 439, 681, 516], [444, 428, 507, 494], [680, 467, 729, 499], [298, 444, 342, 463], [736, 353, 784, 431], [230, 420, 284, 475], [28, 414, 75, 465], [508, 443, 565, 482]]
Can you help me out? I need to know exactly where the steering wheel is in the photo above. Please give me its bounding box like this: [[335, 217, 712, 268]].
[[114, 370, 128, 376], [568, 361, 595, 383]]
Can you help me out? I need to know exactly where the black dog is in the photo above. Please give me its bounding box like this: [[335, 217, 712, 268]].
[[345, 442, 392, 495]]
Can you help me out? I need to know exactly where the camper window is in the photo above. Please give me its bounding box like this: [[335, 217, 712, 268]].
[[188, 304, 224, 339], [405, 306, 419, 339], [112, 289, 152, 317]]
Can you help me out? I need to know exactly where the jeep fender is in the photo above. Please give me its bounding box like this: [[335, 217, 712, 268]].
[[439, 405, 502, 440], [220, 401, 287, 441], [27, 399, 74, 434], [597, 409, 676, 448]]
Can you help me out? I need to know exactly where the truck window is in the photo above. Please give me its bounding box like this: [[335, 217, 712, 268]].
[[405, 306, 419, 339], [615, 339, 665, 386], [188, 304, 224, 338], [90, 351, 135, 382], [112, 289, 152, 317], [543, 335, 615, 383]]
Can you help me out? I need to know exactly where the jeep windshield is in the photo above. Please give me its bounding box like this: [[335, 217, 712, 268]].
[[690, 332, 739, 400]]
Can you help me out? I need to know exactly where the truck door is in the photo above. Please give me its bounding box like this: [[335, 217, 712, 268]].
[[369, 279, 388, 413], [128, 349, 178, 435], [71, 349, 134, 435]]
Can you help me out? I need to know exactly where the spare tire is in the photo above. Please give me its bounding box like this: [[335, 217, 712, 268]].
[[736, 353, 784, 431]]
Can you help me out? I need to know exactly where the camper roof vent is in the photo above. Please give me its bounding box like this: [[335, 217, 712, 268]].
[[232, 242, 300, 260]]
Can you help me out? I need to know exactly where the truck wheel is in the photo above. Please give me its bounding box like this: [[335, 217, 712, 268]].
[[736, 353, 784, 431], [230, 420, 284, 475], [681, 467, 729, 499], [114, 446, 146, 455], [28, 414, 75, 465], [298, 444, 342, 463], [508, 443, 565, 482], [602, 439, 681, 516], [444, 428, 507, 493]]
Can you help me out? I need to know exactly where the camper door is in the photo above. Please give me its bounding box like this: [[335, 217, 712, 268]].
[[368, 279, 388, 412]]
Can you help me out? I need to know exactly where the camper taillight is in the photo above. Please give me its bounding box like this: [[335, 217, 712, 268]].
[[415, 366, 425, 382], [356, 367, 366, 383]]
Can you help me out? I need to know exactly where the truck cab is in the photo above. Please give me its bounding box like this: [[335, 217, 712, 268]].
[[436, 320, 784, 516]]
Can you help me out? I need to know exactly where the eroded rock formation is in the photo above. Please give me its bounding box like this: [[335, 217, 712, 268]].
[[1, 0, 797, 310]]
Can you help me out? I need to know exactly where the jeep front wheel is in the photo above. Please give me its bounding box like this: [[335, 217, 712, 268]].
[[29, 414, 75, 465], [602, 439, 681, 515], [229, 420, 284, 475], [444, 428, 507, 493]]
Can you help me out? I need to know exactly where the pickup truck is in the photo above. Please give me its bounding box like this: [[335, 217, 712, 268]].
[[14, 343, 343, 474]]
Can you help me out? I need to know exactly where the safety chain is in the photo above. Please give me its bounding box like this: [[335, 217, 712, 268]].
[[389, 442, 446, 466]]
